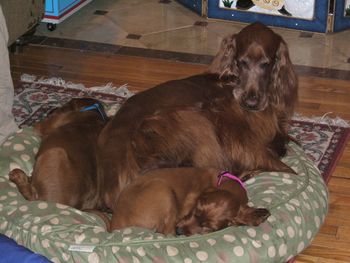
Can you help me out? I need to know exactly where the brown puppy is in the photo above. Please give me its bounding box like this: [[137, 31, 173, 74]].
[[97, 22, 298, 211], [9, 98, 107, 210], [110, 168, 270, 235]]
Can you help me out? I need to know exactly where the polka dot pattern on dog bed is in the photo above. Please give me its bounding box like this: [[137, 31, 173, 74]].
[[0, 127, 328, 263]]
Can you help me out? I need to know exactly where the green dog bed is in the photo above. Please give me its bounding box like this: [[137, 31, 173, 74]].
[[0, 127, 328, 263]]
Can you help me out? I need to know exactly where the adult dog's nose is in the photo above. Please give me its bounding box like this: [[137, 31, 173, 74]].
[[243, 92, 259, 110], [175, 227, 184, 236]]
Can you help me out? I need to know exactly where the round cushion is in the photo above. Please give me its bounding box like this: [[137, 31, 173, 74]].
[[0, 127, 328, 263]]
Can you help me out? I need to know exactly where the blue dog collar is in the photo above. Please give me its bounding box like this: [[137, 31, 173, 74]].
[[80, 103, 108, 121]]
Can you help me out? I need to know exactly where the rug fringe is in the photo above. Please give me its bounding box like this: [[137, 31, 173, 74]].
[[19, 74, 350, 127], [20, 74, 134, 98], [293, 113, 350, 128]]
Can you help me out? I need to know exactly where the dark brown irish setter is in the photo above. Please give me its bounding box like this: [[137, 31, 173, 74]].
[[97, 22, 298, 212]]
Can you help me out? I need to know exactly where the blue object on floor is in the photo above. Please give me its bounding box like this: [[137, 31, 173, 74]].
[[0, 234, 51, 263]]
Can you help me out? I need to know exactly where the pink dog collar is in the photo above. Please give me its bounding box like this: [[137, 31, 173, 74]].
[[217, 171, 246, 190]]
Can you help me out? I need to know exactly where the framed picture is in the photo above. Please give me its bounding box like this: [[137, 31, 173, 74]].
[[207, 0, 330, 32]]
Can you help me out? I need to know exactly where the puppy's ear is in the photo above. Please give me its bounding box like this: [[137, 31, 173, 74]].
[[176, 208, 195, 228], [270, 40, 298, 119], [33, 111, 72, 137], [33, 118, 59, 136], [227, 219, 240, 227], [207, 34, 238, 79], [197, 187, 220, 205], [33, 122, 44, 136], [231, 205, 270, 226]]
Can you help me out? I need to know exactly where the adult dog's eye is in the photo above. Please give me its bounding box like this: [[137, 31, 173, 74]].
[[194, 213, 201, 219], [237, 60, 248, 69], [260, 62, 270, 69]]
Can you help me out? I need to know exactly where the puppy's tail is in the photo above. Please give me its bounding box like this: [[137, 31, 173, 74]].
[[9, 169, 38, 201]]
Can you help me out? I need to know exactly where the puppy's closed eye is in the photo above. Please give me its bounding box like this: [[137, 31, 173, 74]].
[[237, 60, 248, 69]]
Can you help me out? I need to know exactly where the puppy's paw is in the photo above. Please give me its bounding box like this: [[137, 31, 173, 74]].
[[9, 169, 29, 185], [250, 208, 270, 226]]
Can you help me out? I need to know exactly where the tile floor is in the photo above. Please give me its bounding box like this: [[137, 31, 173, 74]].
[[35, 0, 350, 71]]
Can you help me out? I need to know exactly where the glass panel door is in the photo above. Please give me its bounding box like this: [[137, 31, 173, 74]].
[[333, 0, 350, 31]]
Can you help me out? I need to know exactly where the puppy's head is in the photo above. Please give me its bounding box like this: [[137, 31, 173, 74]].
[[176, 187, 270, 236], [34, 98, 107, 136], [175, 188, 241, 236]]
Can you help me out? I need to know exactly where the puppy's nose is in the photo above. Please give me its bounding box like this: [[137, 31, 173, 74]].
[[175, 227, 184, 236]]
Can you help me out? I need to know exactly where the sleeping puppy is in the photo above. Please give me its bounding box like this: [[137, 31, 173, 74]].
[[110, 167, 270, 235], [9, 98, 108, 210]]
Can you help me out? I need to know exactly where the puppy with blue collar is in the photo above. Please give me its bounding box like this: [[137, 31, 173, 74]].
[[9, 98, 108, 210]]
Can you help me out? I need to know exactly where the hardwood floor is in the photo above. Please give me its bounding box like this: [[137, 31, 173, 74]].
[[10, 45, 350, 262]]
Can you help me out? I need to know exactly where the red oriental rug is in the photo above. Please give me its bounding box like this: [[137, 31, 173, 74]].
[[13, 77, 350, 184]]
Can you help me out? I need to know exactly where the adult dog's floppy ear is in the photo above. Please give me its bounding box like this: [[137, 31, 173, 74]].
[[207, 34, 238, 79], [270, 40, 298, 119]]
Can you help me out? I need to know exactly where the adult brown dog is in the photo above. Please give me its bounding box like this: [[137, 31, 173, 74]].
[[97, 22, 298, 211], [110, 168, 270, 235], [9, 98, 108, 210]]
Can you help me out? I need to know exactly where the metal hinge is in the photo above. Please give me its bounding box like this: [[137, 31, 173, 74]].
[[327, 13, 334, 33], [202, 0, 208, 17]]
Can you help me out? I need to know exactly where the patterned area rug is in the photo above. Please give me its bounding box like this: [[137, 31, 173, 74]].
[[13, 79, 350, 183]]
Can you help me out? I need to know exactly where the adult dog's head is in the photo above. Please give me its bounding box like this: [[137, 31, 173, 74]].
[[208, 22, 298, 118]]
